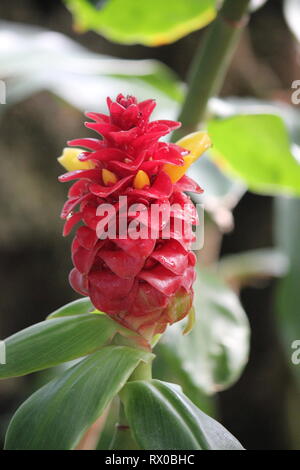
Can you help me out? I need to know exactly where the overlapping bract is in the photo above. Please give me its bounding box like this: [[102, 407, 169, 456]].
[[59, 94, 203, 340]]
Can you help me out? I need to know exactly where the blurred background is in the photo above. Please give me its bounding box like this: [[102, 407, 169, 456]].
[[0, 0, 300, 450]]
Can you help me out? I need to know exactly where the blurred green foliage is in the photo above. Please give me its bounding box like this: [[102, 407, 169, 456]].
[[64, 0, 217, 45]]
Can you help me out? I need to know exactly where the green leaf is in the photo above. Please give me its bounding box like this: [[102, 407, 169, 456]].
[[0, 21, 182, 113], [5, 346, 152, 450], [218, 248, 289, 286], [96, 398, 120, 450], [64, 0, 217, 46], [47, 297, 94, 318], [208, 114, 300, 196], [156, 269, 250, 395], [275, 196, 300, 386], [0, 314, 117, 379], [152, 345, 216, 417], [122, 380, 244, 450]]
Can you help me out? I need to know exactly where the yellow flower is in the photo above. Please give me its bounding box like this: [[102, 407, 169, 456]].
[[133, 170, 150, 189], [58, 148, 95, 172], [163, 131, 211, 183], [102, 169, 117, 185]]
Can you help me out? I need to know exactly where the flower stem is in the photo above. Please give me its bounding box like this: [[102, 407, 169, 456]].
[[172, 0, 251, 140], [109, 338, 152, 449], [110, 402, 139, 450], [128, 359, 152, 381]]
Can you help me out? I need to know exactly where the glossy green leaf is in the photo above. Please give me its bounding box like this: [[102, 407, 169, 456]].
[[47, 297, 94, 318], [64, 0, 217, 46], [156, 269, 250, 395], [208, 114, 300, 196], [275, 196, 300, 386], [123, 380, 244, 450], [0, 314, 117, 379], [5, 346, 152, 450]]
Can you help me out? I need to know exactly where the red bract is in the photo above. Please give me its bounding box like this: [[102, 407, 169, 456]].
[[59, 94, 203, 341]]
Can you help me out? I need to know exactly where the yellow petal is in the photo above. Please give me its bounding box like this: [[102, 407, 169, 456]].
[[102, 168, 117, 185], [58, 148, 95, 172], [183, 306, 196, 335], [163, 131, 211, 183], [133, 170, 150, 189]]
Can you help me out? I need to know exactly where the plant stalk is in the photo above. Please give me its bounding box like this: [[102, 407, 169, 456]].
[[109, 358, 152, 450], [128, 359, 152, 381], [110, 337, 152, 449], [110, 402, 139, 450], [172, 0, 251, 140]]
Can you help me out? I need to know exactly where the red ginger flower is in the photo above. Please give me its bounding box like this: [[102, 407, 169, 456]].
[[58, 94, 211, 341]]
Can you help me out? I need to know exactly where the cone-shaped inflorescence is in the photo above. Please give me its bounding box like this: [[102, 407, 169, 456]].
[[58, 94, 211, 341]]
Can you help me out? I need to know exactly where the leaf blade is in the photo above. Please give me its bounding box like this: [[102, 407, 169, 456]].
[[0, 21, 182, 115], [5, 346, 152, 450], [123, 379, 244, 450], [64, 0, 217, 46], [208, 114, 300, 196], [47, 297, 94, 318], [0, 314, 117, 378], [156, 269, 250, 395]]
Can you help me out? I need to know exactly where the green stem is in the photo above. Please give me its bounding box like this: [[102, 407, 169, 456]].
[[128, 359, 152, 381], [110, 402, 139, 450], [109, 336, 152, 449], [172, 0, 251, 140], [109, 358, 152, 450]]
